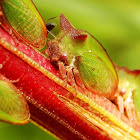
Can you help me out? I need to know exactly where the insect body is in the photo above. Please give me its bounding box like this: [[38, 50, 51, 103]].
[[0, 74, 30, 125], [0, 0, 47, 49], [115, 67, 140, 123], [47, 14, 118, 99]]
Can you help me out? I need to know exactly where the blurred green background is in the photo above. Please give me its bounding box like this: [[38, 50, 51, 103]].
[[0, 0, 140, 140]]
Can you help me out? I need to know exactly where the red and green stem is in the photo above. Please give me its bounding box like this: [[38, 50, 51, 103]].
[[0, 26, 140, 140]]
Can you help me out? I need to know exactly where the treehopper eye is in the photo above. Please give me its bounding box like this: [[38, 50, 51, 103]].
[[0, 0, 47, 49], [0, 74, 30, 125], [46, 22, 56, 33], [47, 14, 118, 99]]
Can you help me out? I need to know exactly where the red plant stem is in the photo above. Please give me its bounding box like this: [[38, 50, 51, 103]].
[[1, 27, 140, 139], [0, 27, 113, 139]]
